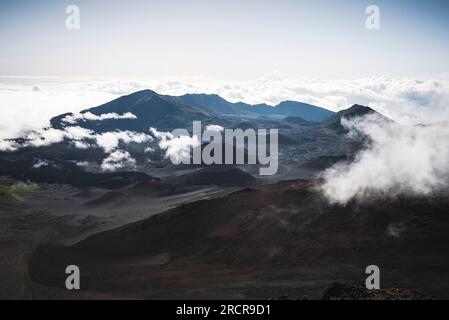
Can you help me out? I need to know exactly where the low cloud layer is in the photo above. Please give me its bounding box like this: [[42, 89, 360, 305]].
[[320, 114, 449, 204], [1, 74, 449, 142], [95, 130, 151, 153], [62, 111, 137, 124], [0, 122, 153, 172], [101, 150, 136, 172]]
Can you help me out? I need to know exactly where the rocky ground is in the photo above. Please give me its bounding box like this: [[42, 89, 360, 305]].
[[1, 179, 446, 299]]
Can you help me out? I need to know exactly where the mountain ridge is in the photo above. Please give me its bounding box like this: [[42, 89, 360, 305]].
[[51, 89, 335, 132]]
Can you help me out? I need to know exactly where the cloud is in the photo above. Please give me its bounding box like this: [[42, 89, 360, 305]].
[[0, 78, 115, 140], [205, 124, 224, 132], [320, 113, 449, 204], [101, 150, 136, 172], [21, 126, 95, 148], [20, 125, 151, 153], [25, 128, 67, 147], [62, 111, 137, 124], [2, 74, 449, 153], [150, 127, 200, 164], [63, 126, 94, 137], [76, 161, 90, 168], [23, 126, 152, 170], [0, 123, 152, 173], [32, 159, 50, 169], [95, 131, 152, 153], [0, 139, 18, 151], [73, 140, 91, 149]]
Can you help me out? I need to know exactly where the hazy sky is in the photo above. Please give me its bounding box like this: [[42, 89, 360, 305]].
[[0, 0, 448, 79]]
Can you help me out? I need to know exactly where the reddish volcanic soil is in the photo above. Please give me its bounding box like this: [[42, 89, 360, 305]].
[[23, 180, 449, 299]]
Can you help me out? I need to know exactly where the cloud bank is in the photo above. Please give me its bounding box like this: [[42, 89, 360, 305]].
[[320, 114, 449, 204], [2, 73, 449, 142], [0, 122, 153, 171], [101, 150, 136, 172], [62, 112, 137, 124], [95, 131, 151, 153]]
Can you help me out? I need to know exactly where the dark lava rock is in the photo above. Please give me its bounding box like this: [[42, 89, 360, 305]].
[[322, 282, 431, 300]]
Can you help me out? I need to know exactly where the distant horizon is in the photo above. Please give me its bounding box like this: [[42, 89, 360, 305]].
[[1, 73, 449, 142]]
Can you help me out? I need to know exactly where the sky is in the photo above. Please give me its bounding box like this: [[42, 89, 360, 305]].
[[1, 0, 449, 79]]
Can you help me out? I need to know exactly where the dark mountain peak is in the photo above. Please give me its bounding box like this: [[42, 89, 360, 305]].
[[342, 104, 376, 117], [82, 89, 160, 116], [325, 104, 390, 133], [127, 88, 157, 98], [114, 89, 158, 105], [51, 88, 209, 132]]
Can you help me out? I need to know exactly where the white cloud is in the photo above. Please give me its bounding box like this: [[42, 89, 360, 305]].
[[25, 128, 67, 147], [150, 127, 200, 164], [1, 75, 449, 130], [149, 127, 172, 140], [320, 113, 449, 205], [1, 123, 152, 168], [0, 78, 115, 140], [101, 150, 136, 172], [95, 131, 152, 153], [63, 126, 95, 140], [76, 161, 90, 167], [21, 126, 94, 148], [0, 139, 18, 151], [62, 111, 137, 124], [205, 124, 224, 132], [32, 159, 50, 169], [73, 140, 91, 149]]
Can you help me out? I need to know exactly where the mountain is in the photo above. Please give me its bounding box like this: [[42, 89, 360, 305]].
[[50, 90, 335, 133], [325, 104, 389, 133], [165, 93, 334, 122], [258, 100, 334, 122], [283, 116, 319, 126], [169, 166, 257, 187], [162, 93, 256, 117], [51, 90, 210, 132]]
